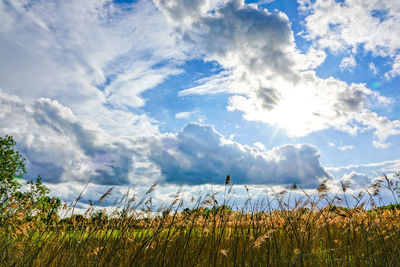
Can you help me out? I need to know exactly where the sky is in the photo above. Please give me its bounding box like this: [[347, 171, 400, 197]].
[[0, 0, 400, 207]]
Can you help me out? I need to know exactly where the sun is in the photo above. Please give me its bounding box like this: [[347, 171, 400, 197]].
[[265, 83, 327, 137]]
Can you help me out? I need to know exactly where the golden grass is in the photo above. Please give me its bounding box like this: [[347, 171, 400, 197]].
[[1, 181, 400, 266]]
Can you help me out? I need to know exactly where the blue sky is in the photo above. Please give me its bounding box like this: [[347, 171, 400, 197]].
[[0, 0, 400, 205]]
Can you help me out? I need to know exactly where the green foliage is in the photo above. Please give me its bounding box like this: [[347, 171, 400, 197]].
[[375, 203, 400, 211], [91, 210, 108, 227], [25, 176, 61, 222], [0, 135, 26, 196], [182, 205, 233, 218], [328, 205, 349, 212], [1, 176, 61, 227], [0, 135, 61, 226]]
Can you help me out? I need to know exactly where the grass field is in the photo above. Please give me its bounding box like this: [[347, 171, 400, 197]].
[[2, 178, 400, 266]]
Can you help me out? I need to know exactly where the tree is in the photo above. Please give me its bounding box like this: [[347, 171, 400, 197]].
[[0, 135, 26, 196], [0, 135, 61, 225], [25, 176, 61, 222]]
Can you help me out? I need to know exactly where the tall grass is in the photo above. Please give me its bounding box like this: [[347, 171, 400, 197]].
[[1, 177, 400, 266]]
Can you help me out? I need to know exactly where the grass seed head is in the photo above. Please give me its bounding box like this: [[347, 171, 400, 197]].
[[98, 187, 115, 204], [317, 180, 329, 194], [225, 174, 231, 185]]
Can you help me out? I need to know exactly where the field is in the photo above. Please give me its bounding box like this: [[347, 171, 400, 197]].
[[2, 179, 400, 267]]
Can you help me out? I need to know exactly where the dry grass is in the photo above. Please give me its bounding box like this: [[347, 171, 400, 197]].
[[1, 180, 400, 266]]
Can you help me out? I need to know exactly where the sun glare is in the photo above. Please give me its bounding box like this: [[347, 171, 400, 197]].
[[267, 84, 320, 137]]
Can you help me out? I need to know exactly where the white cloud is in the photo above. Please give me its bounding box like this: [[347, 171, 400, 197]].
[[155, 0, 398, 144], [156, 0, 301, 102], [0, 0, 186, 117], [373, 140, 390, 149], [369, 62, 378, 75], [293, 47, 327, 71], [175, 111, 197, 119], [337, 171, 372, 190], [385, 55, 400, 80], [327, 158, 400, 180], [1, 0, 399, 205], [228, 71, 396, 139], [253, 142, 266, 151], [0, 0, 189, 186], [152, 123, 332, 188], [357, 110, 400, 144], [340, 55, 356, 71], [179, 70, 236, 96], [0, 90, 161, 186], [327, 142, 353, 151], [257, 0, 276, 5], [0, 89, 334, 189], [300, 0, 400, 78], [338, 145, 354, 151]]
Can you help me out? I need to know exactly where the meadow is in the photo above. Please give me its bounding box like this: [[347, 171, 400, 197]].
[[2, 176, 400, 267]]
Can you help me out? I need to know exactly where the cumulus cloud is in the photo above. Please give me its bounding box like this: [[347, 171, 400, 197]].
[[324, 171, 378, 200], [1, 0, 398, 204], [299, 0, 400, 78], [0, 90, 161, 186], [336, 171, 372, 190], [0, 0, 339, 194], [0, 0, 188, 187], [156, 0, 300, 103], [0, 88, 389, 204], [155, 0, 398, 144], [343, 172, 371, 188], [357, 110, 400, 145], [228, 71, 397, 138], [152, 123, 331, 188], [327, 158, 400, 180], [0, 89, 333, 190]]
